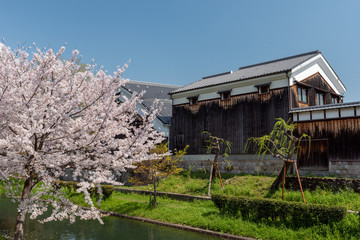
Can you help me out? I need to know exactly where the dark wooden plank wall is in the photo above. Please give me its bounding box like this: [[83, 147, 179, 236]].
[[170, 88, 290, 154], [298, 140, 329, 170], [296, 118, 360, 162]]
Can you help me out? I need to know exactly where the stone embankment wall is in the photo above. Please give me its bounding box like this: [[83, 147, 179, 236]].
[[329, 161, 360, 179], [181, 155, 360, 179], [180, 154, 283, 175], [285, 176, 360, 193]]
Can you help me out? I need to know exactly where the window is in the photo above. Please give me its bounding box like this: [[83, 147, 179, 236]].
[[218, 90, 232, 100], [298, 87, 308, 103], [189, 98, 198, 105], [187, 95, 199, 105], [221, 91, 231, 100], [332, 96, 338, 104], [254, 82, 271, 95], [316, 92, 324, 105], [259, 85, 270, 94]]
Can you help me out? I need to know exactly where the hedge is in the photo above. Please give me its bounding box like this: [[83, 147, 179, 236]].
[[212, 194, 346, 227], [57, 181, 114, 200]]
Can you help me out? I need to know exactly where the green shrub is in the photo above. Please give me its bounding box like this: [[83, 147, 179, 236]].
[[57, 181, 78, 192], [212, 194, 346, 227], [101, 185, 115, 200]]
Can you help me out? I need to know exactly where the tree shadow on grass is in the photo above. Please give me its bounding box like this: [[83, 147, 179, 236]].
[[201, 211, 219, 218], [179, 171, 236, 180]]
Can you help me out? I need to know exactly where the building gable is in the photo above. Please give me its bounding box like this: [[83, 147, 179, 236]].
[[291, 72, 342, 108], [291, 53, 346, 95]]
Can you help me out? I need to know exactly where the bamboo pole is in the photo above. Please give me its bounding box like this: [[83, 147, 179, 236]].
[[282, 161, 286, 200], [207, 162, 214, 196], [294, 161, 306, 203], [216, 162, 224, 189]]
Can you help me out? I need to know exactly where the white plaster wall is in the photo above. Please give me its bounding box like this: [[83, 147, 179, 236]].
[[172, 74, 289, 105], [326, 109, 339, 118], [291, 55, 346, 95], [298, 112, 311, 121], [312, 110, 324, 120], [341, 108, 355, 117]]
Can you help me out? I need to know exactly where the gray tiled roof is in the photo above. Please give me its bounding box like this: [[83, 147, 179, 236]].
[[122, 81, 180, 124], [170, 51, 320, 94]]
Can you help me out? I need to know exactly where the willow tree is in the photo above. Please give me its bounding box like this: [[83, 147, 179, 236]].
[[245, 118, 310, 202]]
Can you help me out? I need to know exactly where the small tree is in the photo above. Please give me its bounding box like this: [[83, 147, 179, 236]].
[[202, 131, 231, 196], [0, 43, 164, 240], [130, 143, 188, 208], [245, 118, 310, 202]]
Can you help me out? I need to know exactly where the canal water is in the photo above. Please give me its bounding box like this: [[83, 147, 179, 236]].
[[0, 198, 219, 240]]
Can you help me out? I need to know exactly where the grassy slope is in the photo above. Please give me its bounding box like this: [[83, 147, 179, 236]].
[[125, 172, 360, 211], [68, 191, 360, 240], [70, 172, 360, 240]]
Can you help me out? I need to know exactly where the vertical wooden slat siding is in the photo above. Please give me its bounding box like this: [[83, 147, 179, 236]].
[[296, 118, 360, 162], [298, 140, 328, 170], [170, 88, 290, 154]]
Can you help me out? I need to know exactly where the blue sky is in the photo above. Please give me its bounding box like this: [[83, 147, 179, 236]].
[[1, 0, 359, 101]]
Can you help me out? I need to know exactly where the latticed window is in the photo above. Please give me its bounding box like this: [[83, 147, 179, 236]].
[[316, 92, 324, 105], [187, 95, 199, 106], [218, 89, 232, 100], [298, 87, 308, 103], [332, 96, 338, 104]]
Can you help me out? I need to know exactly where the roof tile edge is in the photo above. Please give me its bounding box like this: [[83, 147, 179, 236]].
[[238, 50, 320, 70]]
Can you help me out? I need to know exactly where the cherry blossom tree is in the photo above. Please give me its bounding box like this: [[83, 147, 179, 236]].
[[0, 43, 164, 240]]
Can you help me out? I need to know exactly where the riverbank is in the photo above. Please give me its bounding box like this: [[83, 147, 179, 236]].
[[0, 197, 219, 240], [2, 173, 360, 239]]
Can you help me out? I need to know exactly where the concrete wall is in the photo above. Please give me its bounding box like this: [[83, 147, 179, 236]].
[[180, 154, 283, 175]]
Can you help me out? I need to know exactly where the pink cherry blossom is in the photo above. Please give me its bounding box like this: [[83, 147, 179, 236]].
[[0, 43, 164, 240]]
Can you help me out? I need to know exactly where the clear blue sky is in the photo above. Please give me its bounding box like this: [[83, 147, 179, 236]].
[[1, 0, 359, 101]]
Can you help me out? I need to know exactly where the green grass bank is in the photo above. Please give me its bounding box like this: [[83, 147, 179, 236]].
[[67, 190, 360, 240], [67, 172, 360, 240], [2, 173, 360, 239]]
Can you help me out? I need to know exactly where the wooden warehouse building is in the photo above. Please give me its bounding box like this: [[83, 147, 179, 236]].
[[168, 51, 360, 177]]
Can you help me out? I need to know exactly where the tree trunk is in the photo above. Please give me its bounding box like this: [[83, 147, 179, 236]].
[[207, 163, 214, 196], [270, 161, 292, 191], [212, 150, 219, 179], [207, 147, 220, 196], [14, 174, 34, 240], [153, 179, 157, 208], [14, 211, 26, 240], [270, 137, 298, 191]]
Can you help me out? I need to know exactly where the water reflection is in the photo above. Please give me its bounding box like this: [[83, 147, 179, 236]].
[[0, 198, 218, 240]]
